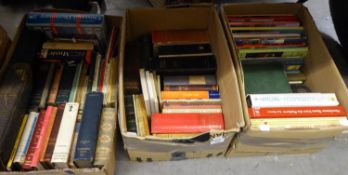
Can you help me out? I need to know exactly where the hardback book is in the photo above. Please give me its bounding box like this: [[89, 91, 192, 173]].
[[92, 53, 102, 92], [79, 76, 90, 110], [288, 72, 306, 81], [157, 43, 213, 59], [69, 62, 84, 102], [74, 92, 103, 168], [42, 41, 94, 51], [151, 113, 224, 134], [51, 103, 79, 169], [238, 47, 308, 59], [139, 69, 151, 117], [233, 32, 302, 39], [6, 114, 28, 171], [41, 104, 65, 169], [243, 63, 292, 94], [39, 63, 55, 108], [161, 90, 220, 100], [163, 85, 218, 91], [13, 112, 39, 169], [55, 62, 77, 104], [133, 95, 150, 137], [0, 64, 32, 170], [76, 63, 89, 107], [248, 93, 340, 108], [22, 109, 52, 171], [140, 35, 153, 70], [227, 15, 300, 23], [152, 30, 209, 46], [125, 95, 137, 134], [94, 108, 117, 167], [163, 75, 217, 86], [38, 106, 58, 169], [47, 63, 64, 104], [99, 59, 107, 92], [29, 62, 50, 109], [102, 60, 111, 105], [68, 122, 81, 168], [161, 99, 222, 106]]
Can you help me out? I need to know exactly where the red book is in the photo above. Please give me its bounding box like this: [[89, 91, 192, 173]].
[[248, 106, 347, 119], [99, 59, 106, 91], [151, 113, 224, 134], [22, 108, 53, 170]]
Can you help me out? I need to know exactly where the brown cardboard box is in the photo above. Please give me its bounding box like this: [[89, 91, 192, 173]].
[[0, 12, 121, 175], [118, 5, 244, 161], [0, 26, 11, 70], [220, 3, 348, 156]]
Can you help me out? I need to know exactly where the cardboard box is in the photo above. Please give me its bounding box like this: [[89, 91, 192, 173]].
[[148, 0, 213, 7], [118, 5, 244, 161], [220, 3, 348, 156], [0, 12, 121, 175]]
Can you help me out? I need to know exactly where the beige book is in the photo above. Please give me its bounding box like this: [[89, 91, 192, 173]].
[[134, 95, 150, 137], [42, 41, 94, 50]]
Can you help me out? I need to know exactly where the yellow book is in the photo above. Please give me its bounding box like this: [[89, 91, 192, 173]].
[[106, 58, 118, 107], [134, 95, 150, 137], [42, 41, 94, 50], [6, 114, 28, 171]]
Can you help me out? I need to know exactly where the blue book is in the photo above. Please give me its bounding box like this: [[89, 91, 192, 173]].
[[73, 92, 103, 168], [26, 12, 104, 26]]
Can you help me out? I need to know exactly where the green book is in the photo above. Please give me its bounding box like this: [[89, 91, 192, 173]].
[[243, 63, 292, 95]]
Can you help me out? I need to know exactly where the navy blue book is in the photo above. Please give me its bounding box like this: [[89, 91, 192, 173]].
[[74, 92, 103, 168], [55, 62, 77, 104], [26, 12, 104, 25]]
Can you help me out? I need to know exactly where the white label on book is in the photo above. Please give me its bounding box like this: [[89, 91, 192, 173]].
[[210, 135, 225, 145], [51, 103, 79, 164], [259, 125, 271, 132], [249, 93, 339, 108]]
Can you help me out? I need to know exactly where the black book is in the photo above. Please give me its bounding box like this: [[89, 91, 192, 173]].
[[28, 62, 50, 109], [157, 43, 213, 58], [125, 95, 137, 133], [55, 62, 77, 104]]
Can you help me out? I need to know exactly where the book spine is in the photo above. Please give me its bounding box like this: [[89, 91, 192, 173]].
[[47, 63, 64, 104], [22, 108, 52, 170], [39, 106, 58, 163], [163, 75, 217, 86], [161, 90, 220, 100], [125, 95, 137, 133], [92, 54, 101, 92], [51, 103, 79, 168], [99, 59, 107, 92], [102, 60, 111, 105], [162, 108, 222, 113], [13, 112, 39, 166], [239, 47, 308, 59], [151, 113, 225, 134], [74, 92, 103, 168], [249, 106, 347, 119], [55, 63, 77, 104], [94, 108, 116, 167], [6, 114, 28, 171], [26, 12, 104, 25], [249, 93, 340, 108], [163, 85, 218, 91], [106, 58, 117, 106], [42, 42, 94, 50], [69, 62, 84, 102], [39, 63, 55, 108], [41, 49, 86, 60], [68, 122, 80, 168]]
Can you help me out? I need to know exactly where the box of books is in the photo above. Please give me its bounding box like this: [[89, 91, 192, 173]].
[[220, 3, 348, 156], [0, 10, 121, 174], [118, 5, 244, 161]]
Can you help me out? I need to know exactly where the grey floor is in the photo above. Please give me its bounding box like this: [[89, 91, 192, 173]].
[[1, 0, 348, 174]]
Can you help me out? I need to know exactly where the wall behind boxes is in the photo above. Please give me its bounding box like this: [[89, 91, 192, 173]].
[[1, 0, 348, 175]]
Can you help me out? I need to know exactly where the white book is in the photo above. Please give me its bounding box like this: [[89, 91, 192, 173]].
[[92, 54, 102, 92], [150, 72, 159, 113], [51, 102, 79, 169], [145, 71, 156, 114], [13, 112, 39, 165], [162, 108, 222, 113], [249, 93, 339, 108], [139, 69, 151, 117]]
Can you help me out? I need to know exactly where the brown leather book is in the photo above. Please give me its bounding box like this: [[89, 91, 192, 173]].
[[47, 63, 64, 104]]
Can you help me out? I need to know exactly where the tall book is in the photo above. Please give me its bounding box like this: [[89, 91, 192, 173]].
[[47, 63, 64, 104], [51, 103, 79, 169], [22, 108, 53, 171], [6, 114, 28, 171], [55, 62, 77, 104], [69, 62, 84, 102], [39, 63, 55, 108], [13, 112, 39, 169], [29, 62, 50, 109], [139, 69, 151, 117], [92, 54, 102, 92], [74, 92, 103, 168], [94, 108, 117, 167], [41, 104, 65, 169], [76, 63, 89, 108], [133, 95, 150, 137], [105, 58, 117, 107]]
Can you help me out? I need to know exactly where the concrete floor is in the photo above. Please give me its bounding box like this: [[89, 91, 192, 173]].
[[1, 0, 348, 175]]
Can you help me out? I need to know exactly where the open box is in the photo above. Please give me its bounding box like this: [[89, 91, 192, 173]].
[[220, 3, 348, 156], [118, 5, 244, 161], [0, 11, 121, 174]]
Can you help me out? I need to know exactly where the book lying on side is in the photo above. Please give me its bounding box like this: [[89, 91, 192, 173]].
[[248, 106, 347, 119], [151, 113, 224, 134], [42, 41, 94, 51], [161, 90, 220, 100], [248, 93, 340, 108], [161, 99, 222, 106], [163, 75, 217, 86], [163, 85, 218, 91], [162, 108, 222, 114]]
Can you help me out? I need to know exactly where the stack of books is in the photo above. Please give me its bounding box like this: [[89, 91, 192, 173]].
[[229, 14, 348, 131], [124, 29, 224, 138], [2, 12, 119, 171]]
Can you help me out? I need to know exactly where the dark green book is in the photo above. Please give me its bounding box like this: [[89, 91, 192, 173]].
[[243, 63, 292, 95]]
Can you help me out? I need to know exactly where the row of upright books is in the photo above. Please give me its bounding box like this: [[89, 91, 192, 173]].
[[0, 12, 119, 171], [124, 29, 224, 138], [228, 14, 348, 131]]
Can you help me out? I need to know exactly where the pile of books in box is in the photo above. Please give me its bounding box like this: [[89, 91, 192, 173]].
[[228, 14, 348, 131], [124, 30, 224, 138], [1, 12, 119, 171]]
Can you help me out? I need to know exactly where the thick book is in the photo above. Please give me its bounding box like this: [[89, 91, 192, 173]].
[[51, 103, 79, 169], [55, 62, 77, 104], [161, 90, 220, 100], [74, 92, 103, 168], [162, 108, 222, 113], [249, 106, 347, 119], [227, 15, 300, 23], [94, 108, 117, 167], [47, 63, 64, 104], [105, 58, 118, 106], [146, 71, 159, 114], [13, 112, 39, 169], [162, 99, 222, 106], [76, 63, 89, 107], [157, 43, 213, 58], [152, 30, 209, 46], [163, 75, 217, 86], [22, 109, 52, 171], [125, 95, 137, 134], [151, 113, 224, 134], [239, 47, 308, 59], [243, 63, 292, 94], [248, 93, 340, 108], [26, 12, 104, 25], [40, 49, 91, 62], [133, 95, 150, 137]]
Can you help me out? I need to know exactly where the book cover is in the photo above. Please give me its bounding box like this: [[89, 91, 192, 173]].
[[92, 54, 102, 92], [239, 47, 308, 59], [29, 62, 50, 109], [157, 43, 213, 58], [51, 103, 79, 169], [162, 108, 222, 113], [161, 90, 220, 100], [163, 85, 218, 91], [163, 75, 217, 86], [94, 108, 117, 167], [42, 41, 94, 51], [139, 69, 151, 117], [74, 92, 103, 168], [47, 63, 64, 104], [151, 113, 224, 134], [55, 63, 77, 104]]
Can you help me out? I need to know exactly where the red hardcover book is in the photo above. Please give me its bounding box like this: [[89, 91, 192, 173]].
[[248, 106, 347, 119], [99, 59, 107, 91], [22, 108, 53, 170], [151, 113, 224, 134]]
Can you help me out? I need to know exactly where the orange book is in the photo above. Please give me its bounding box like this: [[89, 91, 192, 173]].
[[39, 106, 58, 163], [161, 90, 220, 100], [152, 30, 209, 46], [47, 63, 64, 104], [248, 106, 347, 119]]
